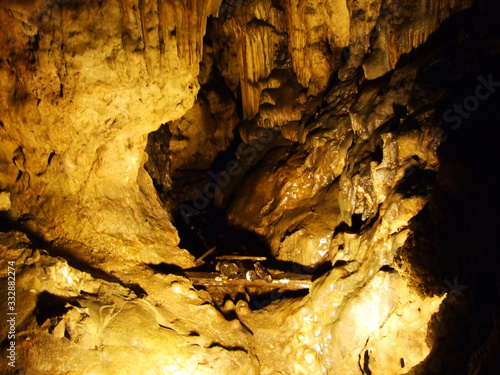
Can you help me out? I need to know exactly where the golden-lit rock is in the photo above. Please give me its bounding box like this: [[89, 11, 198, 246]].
[[0, 191, 11, 211], [227, 60, 441, 268], [0, 0, 492, 374], [360, 283, 445, 374], [361, 0, 474, 80], [0, 0, 222, 269], [210, 0, 474, 130], [283, 0, 350, 94], [232, 267, 444, 375], [0, 231, 258, 374], [228, 118, 352, 265]]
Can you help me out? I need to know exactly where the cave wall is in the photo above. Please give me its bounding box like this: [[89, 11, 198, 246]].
[[1, 0, 499, 374], [0, 0, 471, 269], [0, 231, 260, 374], [0, 0, 222, 269], [213, 0, 472, 125]]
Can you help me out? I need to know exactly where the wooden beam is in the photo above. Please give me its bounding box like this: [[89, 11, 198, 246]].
[[185, 272, 312, 290], [215, 255, 268, 261]]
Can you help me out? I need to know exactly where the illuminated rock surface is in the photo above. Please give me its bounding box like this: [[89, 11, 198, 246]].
[[0, 231, 258, 374], [1, 0, 499, 374], [0, 0, 223, 270]]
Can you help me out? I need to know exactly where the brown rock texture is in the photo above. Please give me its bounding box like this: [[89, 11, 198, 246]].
[[2, 0, 499, 374], [0, 0, 222, 269], [208, 0, 472, 130], [0, 231, 259, 374]]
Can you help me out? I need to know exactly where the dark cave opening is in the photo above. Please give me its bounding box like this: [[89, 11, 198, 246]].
[[34, 292, 79, 327], [145, 108, 314, 308], [173, 203, 271, 260]]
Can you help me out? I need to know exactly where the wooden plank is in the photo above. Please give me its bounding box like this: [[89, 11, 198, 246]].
[[194, 246, 216, 266], [185, 272, 312, 290], [215, 255, 268, 261]]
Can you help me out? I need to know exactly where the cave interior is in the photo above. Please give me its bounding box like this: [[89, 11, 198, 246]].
[[1, 0, 500, 374]]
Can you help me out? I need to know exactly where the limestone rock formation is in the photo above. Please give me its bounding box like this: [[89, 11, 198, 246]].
[[0, 231, 258, 374], [0, 0, 222, 270], [1, 0, 499, 374]]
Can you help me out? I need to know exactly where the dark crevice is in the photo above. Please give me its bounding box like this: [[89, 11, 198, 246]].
[[47, 151, 55, 165], [208, 342, 247, 353], [250, 288, 309, 311], [333, 213, 366, 236], [362, 349, 372, 375], [372, 145, 383, 163], [175, 204, 271, 260], [379, 265, 395, 273], [35, 292, 80, 326]]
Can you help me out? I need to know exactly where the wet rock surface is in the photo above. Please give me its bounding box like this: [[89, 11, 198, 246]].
[[1, 0, 500, 374], [0, 231, 259, 374]]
